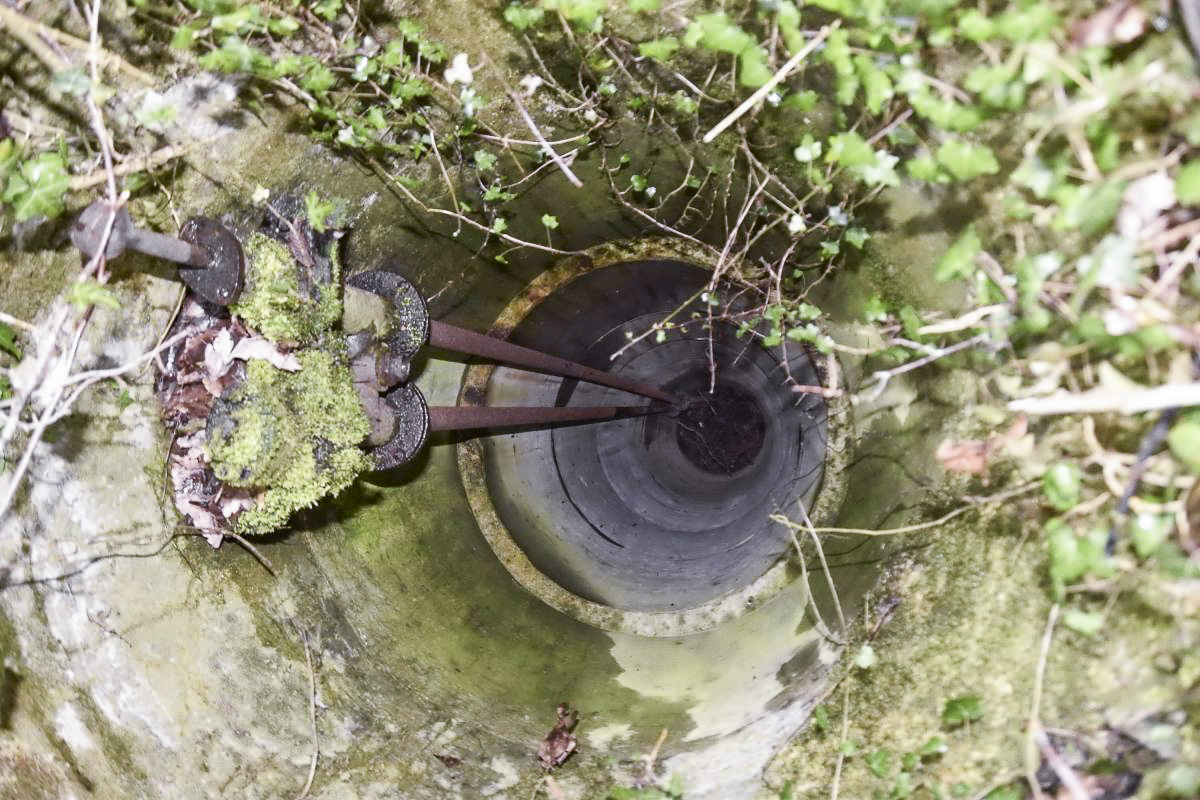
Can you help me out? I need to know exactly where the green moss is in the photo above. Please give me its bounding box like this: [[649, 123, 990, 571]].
[[204, 229, 371, 535], [231, 233, 342, 344], [205, 351, 370, 535]]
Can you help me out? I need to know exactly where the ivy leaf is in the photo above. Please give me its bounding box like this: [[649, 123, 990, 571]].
[[738, 45, 772, 88], [1168, 414, 1200, 473], [199, 37, 272, 74], [826, 132, 875, 167], [0, 323, 22, 360], [1061, 608, 1105, 637], [934, 226, 981, 282], [541, 214, 559, 229], [490, 216, 508, 234], [854, 55, 893, 114], [844, 228, 869, 248], [304, 190, 336, 232], [638, 37, 679, 61], [136, 91, 178, 131], [171, 24, 197, 50], [936, 139, 1000, 181], [941, 695, 984, 726], [683, 13, 753, 54], [1042, 462, 1081, 511], [1175, 160, 1200, 205], [51, 66, 91, 97], [67, 280, 120, 311], [2, 151, 70, 221], [1045, 518, 1112, 596], [473, 150, 497, 172], [865, 749, 893, 779]]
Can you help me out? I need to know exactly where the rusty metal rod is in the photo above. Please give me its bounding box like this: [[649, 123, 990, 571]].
[[428, 404, 662, 432], [429, 320, 676, 404]]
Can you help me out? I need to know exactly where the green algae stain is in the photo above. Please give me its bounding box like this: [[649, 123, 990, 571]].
[[333, 440, 696, 750]]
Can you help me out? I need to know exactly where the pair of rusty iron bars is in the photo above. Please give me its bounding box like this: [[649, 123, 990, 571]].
[[71, 200, 674, 446]]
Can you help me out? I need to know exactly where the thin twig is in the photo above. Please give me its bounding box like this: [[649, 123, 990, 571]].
[[831, 688, 850, 800], [292, 625, 319, 800], [223, 531, 277, 577], [702, 22, 839, 143], [1009, 381, 1200, 416], [859, 333, 990, 403], [1025, 603, 1059, 800], [68, 144, 187, 191], [800, 504, 847, 635], [771, 481, 1040, 538], [510, 93, 583, 188]]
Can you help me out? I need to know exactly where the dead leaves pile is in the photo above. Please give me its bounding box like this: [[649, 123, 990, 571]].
[[157, 299, 299, 546], [537, 703, 579, 769]]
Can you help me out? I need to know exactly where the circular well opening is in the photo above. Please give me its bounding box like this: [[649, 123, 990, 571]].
[[458, 240, 844, 635]]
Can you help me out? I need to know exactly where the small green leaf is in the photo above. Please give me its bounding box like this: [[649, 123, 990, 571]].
[[638, 37, 679, 61], [627, 0, 660, 11], [825, 132, 875, 167], [865, 749, 892, 779], [304, 190, 336, 232], [51, 66, 91, 97], [845, 228, 869, 249], [171, 23, 197, 50], [738, 45, 772, 88], [1045, 518, 1113, 596], [1042, 462, 1081, 511], [919, 736, 947, 757], [1061, 608, 1105, 637], [544, 0, 606, 30], [482, 185, 515, 203], [136, 91, 178, 130], [312, 0, 342, 21], [1130, 512, 1173, 558], [67, 280, 120, 311], [1168, 415, 1200, 473], [300, 61, 336, 94], [839, 739, 859, 756], [942, 696, 983, 726], [1176, 160, 1200, 205], [782, 89, 819, 111], [683, 12, 753, 54], [0, 323, 22, 360], [811, 705, 830, 733], [473, 150, 497, 172], [936, 139, 1000, 181], [862, 295, 888, 323], [541, 214, 559, 229], [983, 786, 1022, 800], [2, 152, 70, 221], [503, 2, 544, 29], [490, 216, 508, 234], [934, 226, 981, 282], [630, 174, 649, 192]]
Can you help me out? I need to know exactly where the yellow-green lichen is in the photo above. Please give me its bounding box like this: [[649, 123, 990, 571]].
[[231, 233, 342, 344], [205, 352, 371, 535]]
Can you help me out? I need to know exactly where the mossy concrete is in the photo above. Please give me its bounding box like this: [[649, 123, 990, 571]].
[[4, 4, 1189, 800]]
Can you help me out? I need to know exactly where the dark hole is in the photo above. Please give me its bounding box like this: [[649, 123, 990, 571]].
[[671, 378, 766, 475]]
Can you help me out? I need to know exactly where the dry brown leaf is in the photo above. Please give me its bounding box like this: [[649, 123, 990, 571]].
[[537, 703, 579, 769], [936, 415, 1029, 478]]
